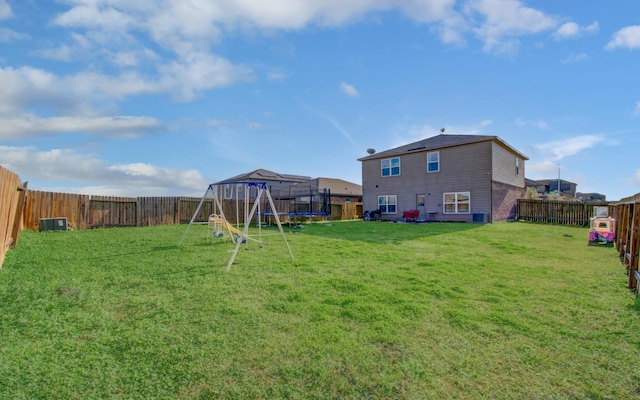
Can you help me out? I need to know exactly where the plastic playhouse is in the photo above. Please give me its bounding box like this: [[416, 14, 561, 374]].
[[588, 207, 615, 246]]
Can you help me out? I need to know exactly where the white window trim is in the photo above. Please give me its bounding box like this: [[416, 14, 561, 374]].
[[427, 151, 440, 173], [381, 157, 401, 177], [443, 192, 471, 214], [378, 195, 398, 214]]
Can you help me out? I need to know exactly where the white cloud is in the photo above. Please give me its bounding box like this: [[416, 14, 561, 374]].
[[561, 53, 588, 64], [39, 0, 451, 58], [605, 25, 640, 50], [33, 45, 74, 61], [526, 160, 561, 177], [436, 11, 468, 45], [340, 81, 360, 97], [397, 0, 457, 23], [0, 0, 11, 19], [53, 3, 135, 32], [554, 22, 579, 39], [0, 60, 254, 117], [158, 52, 255, 101], [24, 0, 559, 115], [109, 51, 139, 67], [635, 101, 640, 116], [466, 0, 557, 54], [553, 21, 598, 40], [0, 115, 163, 139], [0, 28, 28, 42], [515, 118, 548, 129], [0, 146, 208, 196], [625, 170, 640, 189], [585, 22, 600, 33], [535, 134, 604, 160], [305, 105, 358, 148], [480, 119, 492, 127], [267, 70, 287, 82]]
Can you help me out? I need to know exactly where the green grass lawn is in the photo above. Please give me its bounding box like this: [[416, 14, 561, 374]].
[[1, 221, 639, 399]]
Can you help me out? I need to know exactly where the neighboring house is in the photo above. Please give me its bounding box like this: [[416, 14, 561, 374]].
[[216, 169, 311, 200], [271, 177, 363, 217], [357, 134, 528, 222], [271, 177, 362, 204], [577, 192, 607, 202], [217, 170, 362, 219], [525, 178, 547, 195], [526, 178, 578, 198]]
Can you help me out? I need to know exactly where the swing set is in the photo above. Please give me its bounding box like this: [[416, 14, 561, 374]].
[[178, 181, 294, 271]]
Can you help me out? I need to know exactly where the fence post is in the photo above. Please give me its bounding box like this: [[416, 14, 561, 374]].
[[10, 182, 28, 248]]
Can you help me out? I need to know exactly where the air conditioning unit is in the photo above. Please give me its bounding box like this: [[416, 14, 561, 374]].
[[39, 217, 68, 231], [472, 212, 489, 223]]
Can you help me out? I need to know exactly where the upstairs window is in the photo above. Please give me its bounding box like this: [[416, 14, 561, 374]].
[[427, 151, 439, 173], [516, 157, 520, 175], [443, 192, 470, 214], [381, 157, 400, 176]]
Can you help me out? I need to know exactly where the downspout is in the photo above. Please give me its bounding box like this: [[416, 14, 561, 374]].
[[489, 170, 493, 223], [489, 144, 494, 223]]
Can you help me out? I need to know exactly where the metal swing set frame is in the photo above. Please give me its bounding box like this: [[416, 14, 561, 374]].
[[178, 181, 294, 271]]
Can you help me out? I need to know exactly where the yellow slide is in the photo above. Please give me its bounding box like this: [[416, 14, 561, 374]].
[[208, 214, 243, 236]]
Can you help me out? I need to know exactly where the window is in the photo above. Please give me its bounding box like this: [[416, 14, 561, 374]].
[[381, 157, 400, 176], [416, 194, 425, 208], [443, 192, 470, 214], [378, 195, 397, 214], [427, 151, 439, 173], [225, 184, 244, 199], [515, 157, 520, 175]]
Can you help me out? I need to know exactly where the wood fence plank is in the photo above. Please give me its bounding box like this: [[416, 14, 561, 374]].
[[517, 199, 610, 226]]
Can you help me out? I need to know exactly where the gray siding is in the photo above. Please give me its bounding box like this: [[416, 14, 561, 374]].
[[492, 142, 525, 188], [362, 141, 493, 222]]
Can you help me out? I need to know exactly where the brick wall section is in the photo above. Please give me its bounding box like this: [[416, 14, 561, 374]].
[[492, 181, 525, 222]]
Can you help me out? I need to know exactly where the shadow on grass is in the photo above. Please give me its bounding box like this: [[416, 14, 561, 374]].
[[41, 242, 206, 264], [290, 220, 484, 244], [632, 295, 640, 316]]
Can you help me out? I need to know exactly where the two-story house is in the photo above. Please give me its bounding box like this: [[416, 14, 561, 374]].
[[357, 134, 528, 223]]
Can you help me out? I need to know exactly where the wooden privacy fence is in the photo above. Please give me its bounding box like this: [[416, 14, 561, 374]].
[[0, 167, 27, 268], [613, 193, 640, 291], [23, 190, 363, 231], [517, 199, 611, 226]]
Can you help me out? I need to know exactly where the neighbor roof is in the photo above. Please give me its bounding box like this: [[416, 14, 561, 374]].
[[528, 178, 577, 186], [314, 177, 362, 196], [219, 168, 311, 183], [357, 134, 528, 161]]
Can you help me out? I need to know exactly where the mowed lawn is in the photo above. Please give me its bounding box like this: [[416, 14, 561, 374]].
[[1, 221, 639, 399]]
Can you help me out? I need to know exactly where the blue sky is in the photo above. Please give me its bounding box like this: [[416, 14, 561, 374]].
[[0, 0, 638, 201]]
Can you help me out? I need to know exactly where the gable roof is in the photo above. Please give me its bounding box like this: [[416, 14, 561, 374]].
[[314, 177, 362, 196], [219, 168, 311, 184], [272, 177, 362, 198], [357, 134, 528, 161], [527, 178, 577, 187]]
